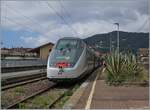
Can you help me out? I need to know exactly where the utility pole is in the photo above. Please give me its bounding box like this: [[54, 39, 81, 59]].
[[109, 34, 111, 53], [114, 23, 119, 53], [99, 41, 103, 48]]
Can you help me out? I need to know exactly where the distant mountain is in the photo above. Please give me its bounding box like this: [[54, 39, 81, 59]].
[[84, 31, 149, 54]]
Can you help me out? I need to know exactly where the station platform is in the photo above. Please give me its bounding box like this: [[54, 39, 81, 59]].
[[2, 69, 46, 80], [64, 67, 149, 109]]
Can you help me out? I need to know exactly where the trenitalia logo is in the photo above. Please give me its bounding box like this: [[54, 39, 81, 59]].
[[58, 68, 64, 75]]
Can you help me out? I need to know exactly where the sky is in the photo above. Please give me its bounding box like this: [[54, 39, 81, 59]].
[[1, 0, 149, 48]]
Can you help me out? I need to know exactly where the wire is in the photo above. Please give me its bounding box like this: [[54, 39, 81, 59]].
[[46, 1, 79, 37], [3, 17, 50, 39], [4, 4, 52, 33], [137, 17, 149, 32], [58, 0, 92, 38], [58, 0, 74, 24]]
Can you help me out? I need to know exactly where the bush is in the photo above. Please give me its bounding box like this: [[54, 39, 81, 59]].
[[105, 50, 144, 85]]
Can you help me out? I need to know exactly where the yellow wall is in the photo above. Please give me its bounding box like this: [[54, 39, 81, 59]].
[[40, 44, 53, 60]]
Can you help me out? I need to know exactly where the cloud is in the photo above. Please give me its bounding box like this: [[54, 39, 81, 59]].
[[1, 1, 60, 31], [21, 35, 49, 47], [20, 20, 118, 47], [1, 0, 149, 47], [123, 14, 149, 32]]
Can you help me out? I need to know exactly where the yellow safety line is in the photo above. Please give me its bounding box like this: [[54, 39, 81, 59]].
[[85, 68, 101, 109]]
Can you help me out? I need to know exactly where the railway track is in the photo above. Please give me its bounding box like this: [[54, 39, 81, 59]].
[[6, 85, 75, 109], [2, 65, 46, 73], [49, 86, 75, 109], [48, 68, 100, 109], [2, 67, 101, 109], [4, 82, 75, 109], [2, 77, 79, 109], [2, 76, 47, 90], [48, 67, 101, 109], [49, 91, 67, 108], [6, 83, 56, 109]]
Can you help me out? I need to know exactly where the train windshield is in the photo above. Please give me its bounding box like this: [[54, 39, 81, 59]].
[[49, 39, 84, 67], [56, 39, 77, 50]]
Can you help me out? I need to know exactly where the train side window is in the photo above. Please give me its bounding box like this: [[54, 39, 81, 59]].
[[78, 40, 84, 49], [81, 41, 84, 48], [86, 48, 91, 61]]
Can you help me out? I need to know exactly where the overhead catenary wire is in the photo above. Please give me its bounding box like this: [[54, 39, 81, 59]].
[[1, 17, 27, 47], [137, 17, 149, 32], [4, 17, 50, 39], [58, 0, 74, 25], [58, 0, 94, 38], [2, 4, 52, 39], [4, 4, 64, 43], [58, 0, 82, 37], [4, 4, 52, 36], [3, 17, 55, 48], [1, 5, 34, 47], [46, 1, 79, 37]]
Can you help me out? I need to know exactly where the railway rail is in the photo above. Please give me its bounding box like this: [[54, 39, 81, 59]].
[[48, 68, 101, 109], [49, 91, 67, 108], [6, 83, 56, 109], [6, 83, 76, 109], [2, 65, 46, 73], [2, 76, 47, 90], [49, 85, 75, 109], [2, 72, 91, 109], [2, 67, 101, 109]]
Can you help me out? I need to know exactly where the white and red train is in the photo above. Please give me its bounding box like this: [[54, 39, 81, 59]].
[[47, 37, 100, 82]]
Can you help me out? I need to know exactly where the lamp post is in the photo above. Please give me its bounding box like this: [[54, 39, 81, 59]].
[[114, 23, 119, 52], [109, 34, 111, 53]]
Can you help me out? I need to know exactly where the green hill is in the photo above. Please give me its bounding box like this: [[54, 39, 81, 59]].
[[84, 31, 149, 54]]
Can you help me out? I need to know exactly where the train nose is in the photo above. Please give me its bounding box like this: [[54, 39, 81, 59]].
[[58, 66, 63, 69], [55, 62, 71, 68]]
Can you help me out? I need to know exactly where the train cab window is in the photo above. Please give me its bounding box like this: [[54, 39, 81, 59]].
[[56, 39, 77, 50], [49, 39, 85, 68]]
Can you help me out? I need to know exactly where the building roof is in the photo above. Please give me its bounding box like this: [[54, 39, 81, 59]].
[[28, 42, 54, 52], [139, 48, 149, 51]]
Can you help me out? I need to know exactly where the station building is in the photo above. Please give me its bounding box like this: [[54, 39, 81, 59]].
[[29, 42, 54, 60]]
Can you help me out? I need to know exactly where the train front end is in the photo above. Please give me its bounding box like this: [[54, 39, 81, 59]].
[[47, 38, 86, 82]]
